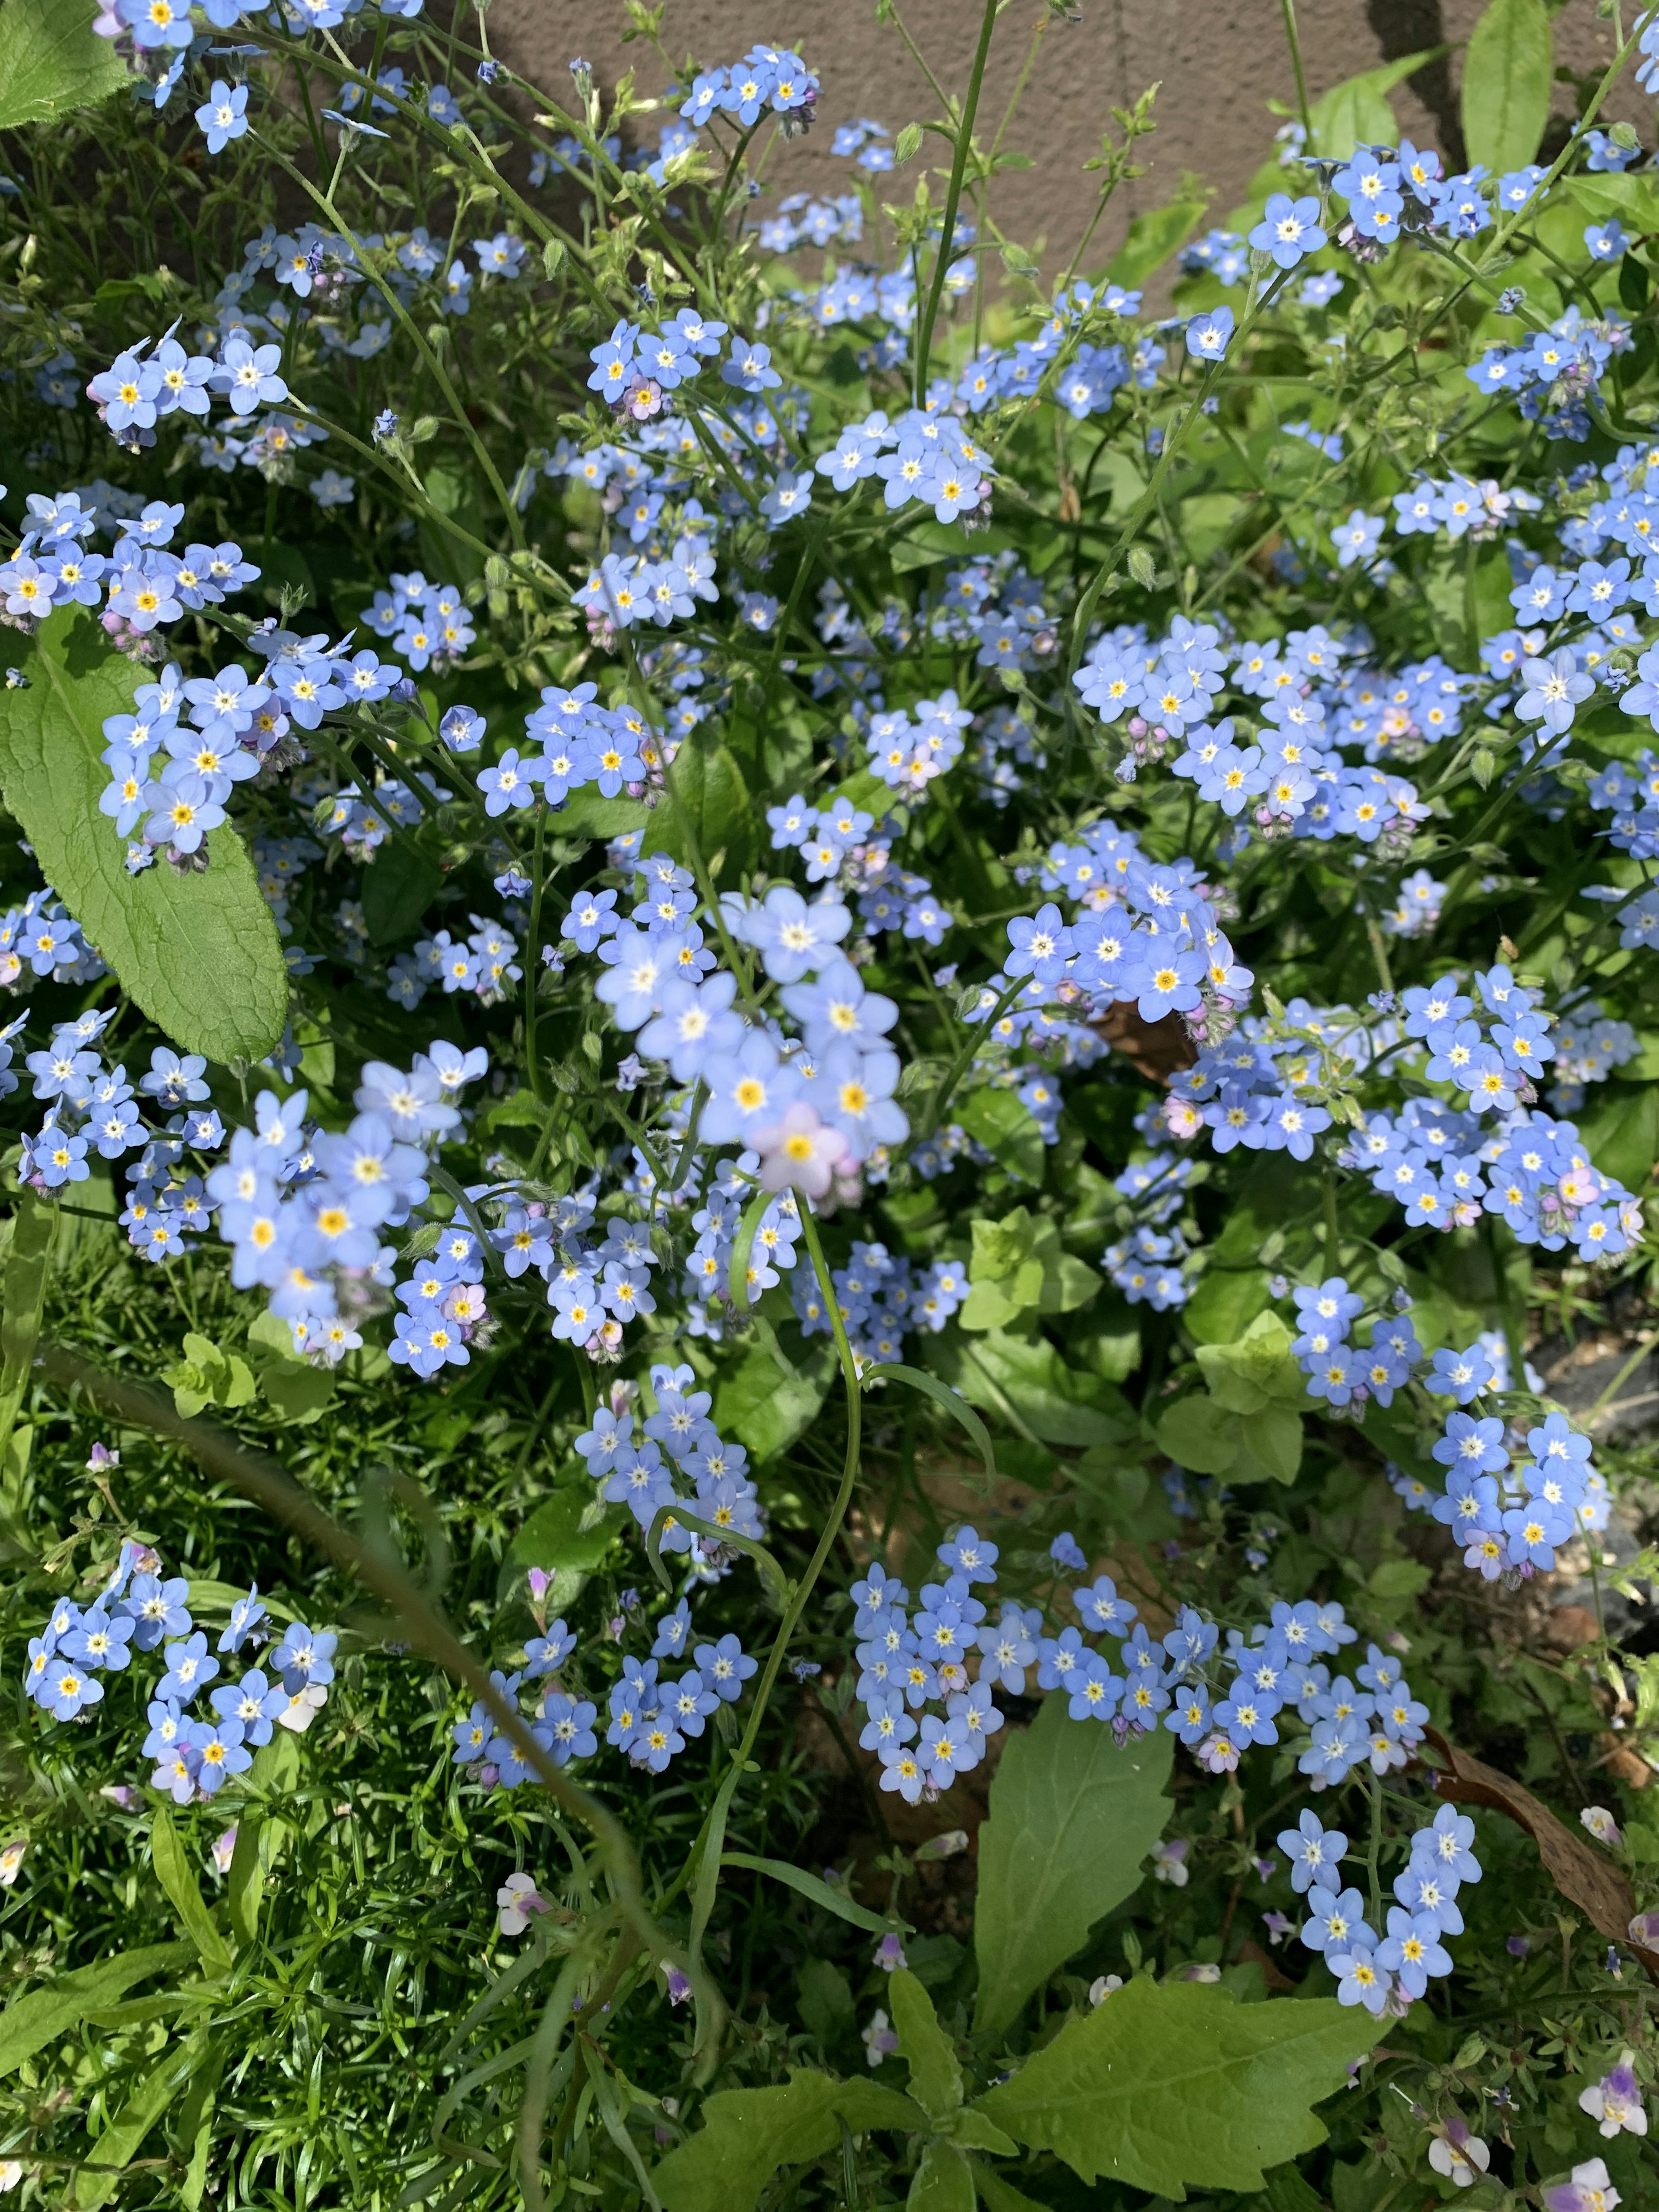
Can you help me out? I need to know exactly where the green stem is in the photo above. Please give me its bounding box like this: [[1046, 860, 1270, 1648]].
[[913, 0, 1000, 409]]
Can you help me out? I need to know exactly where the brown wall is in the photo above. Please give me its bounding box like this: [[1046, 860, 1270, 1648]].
[[490, 0, 1646, 280]]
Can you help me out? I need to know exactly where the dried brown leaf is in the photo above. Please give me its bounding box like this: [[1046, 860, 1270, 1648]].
[[1424, 1726, 1659, 1982]]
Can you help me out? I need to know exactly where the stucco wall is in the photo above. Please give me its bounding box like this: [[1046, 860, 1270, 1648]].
[[489, 0, 1646, 275]]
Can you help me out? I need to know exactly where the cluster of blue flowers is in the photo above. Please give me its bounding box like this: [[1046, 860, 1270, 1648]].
[[0, 890, 104, 994], [0, 486, 259, 656], [25, 1536, 333, 1800], [792, 1243, 966, 1365], [1282, 1803, 1481, 2018]]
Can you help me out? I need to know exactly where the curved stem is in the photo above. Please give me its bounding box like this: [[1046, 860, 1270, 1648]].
[[912, 0, 999, 409]]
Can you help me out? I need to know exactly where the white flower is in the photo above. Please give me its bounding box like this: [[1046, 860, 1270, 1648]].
[[1428, 2124, 1491, 2186], [0, 1841, 25, 1889], [1088, 1975, 1124, 2006], [0, 2160, 21, 2193], [211, 1826, 238, 1875], [1548, 2156, 1621, 2212], [496, 1871, 551, 1937], [1580, 2051, 1648, 2138], [860, 2008, 899, 2066], [1582, 1805, 1622, 1847], [275, 1681, 328, 1733], [1151, 1837, 1190, 1887]]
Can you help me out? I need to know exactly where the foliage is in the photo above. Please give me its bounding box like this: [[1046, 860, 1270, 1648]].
[[0, 0, 1656, 2208]]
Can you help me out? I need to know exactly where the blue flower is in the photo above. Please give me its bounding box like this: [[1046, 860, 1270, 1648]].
[[1376, 1907, 1452, 1997], [1185, 306, 1234, 362], [1249, 192, 1325, 267], [1328, 1942, 1392, 2014], [541, 1694, 597, 1763], [1425, 1342, 1497, 1405], [1301, 1881, 1373, 1954], [194, 80, 250, 154], [156, 1631, 219, 1705], [1278, 1809, 1349, 1894], [41, 1657, 103, 1721], [693, 1634, 755, 1700]]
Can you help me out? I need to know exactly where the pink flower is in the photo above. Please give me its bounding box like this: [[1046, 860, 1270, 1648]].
[[752, 1100, 851, 1198]]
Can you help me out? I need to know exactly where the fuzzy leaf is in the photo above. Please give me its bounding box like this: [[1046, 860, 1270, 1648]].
[[0, 0, 128, 130], [974, 1692, 1172, 2035], [888, 1969, 961, 2119], [653, 2074, 928, 2212], [907, 2141, 974, 2212], [0, 611, 287, 1062], [975, 1978, 1377, 2196]]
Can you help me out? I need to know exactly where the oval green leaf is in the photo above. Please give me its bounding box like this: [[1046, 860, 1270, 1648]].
[[0, 612, 288, 1062]]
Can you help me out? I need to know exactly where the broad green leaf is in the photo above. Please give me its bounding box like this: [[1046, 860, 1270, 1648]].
[[1462, 0, 1551, 177], [151, 1807, 232, 1971], [245, 1309, 337, 1424], [1578, 1080, 1659, 1192], [888, 1969, 961, 2119], [1197, 1312, 1302, 1414], [934, 1330, 1133, 1450], [907, 2140, 974, 2212], [660, 735, 755, 877], [892, 518, 1012, 572], [1566, 173, 1659, 228], [361, 834, 444, 945], [1103, 173, 1211, 287], [960, 1087, 1045, 1185], [975, 1979, 1378, 2197], [1235, 1403, 1304, 1487], [721, 1852, 911, 1937], [0, 1943, 190, 2078], [652, 2074, 928, 2212], [0, 612, 288, 1062], [0, 1187, 54, 1480], [0, 0, 128, 130], [557, 788, 652, 840], [1307, 50, 1444, 160], [505, 1485, 625, 1575], [715, 1341, 832, 1462], [966, 2157, 1058, 2212], [1154, 1390, 1243, 1477], [1184, 1265, 1272, 1346], [163, 1332, 256, 1421], [974, 1692, 1172, 2035], [74, 2027, 211, 2212]]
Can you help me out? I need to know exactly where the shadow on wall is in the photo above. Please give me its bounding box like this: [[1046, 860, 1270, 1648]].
[[488, 0, 1646, 285]]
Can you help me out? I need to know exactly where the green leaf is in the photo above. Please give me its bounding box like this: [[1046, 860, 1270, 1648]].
[[1565, 173, 1659, 227], [226, 1815, 265, 1951], [1367, 1557, 1432, 1601], [715, 1341, 832, 1462], [907, 2141, 975, 2212], [1577, 1080, 1659, 1192], [653, 2075, 928, 2212], [960, 1087, 1045, 1185], [0, 1943, 191, 2078], [361, 836, 445, 946], [965, 2157, 1058, 2212], [974, 1691, 1172, 2035], [892, 518, 1012, 572], [933, 1329, 1132, 1449], [1154, 1391, 1243, 1477], [244, 1309, 337, 1424], [1234, 1403, 1304, 1487], [721, 1852, 911, 1938], [1307, 50, 1444, 160], [888, 1969, 962, 2119], [0, 612, 287, 1062], [1184, 1266, 1272, 1347], [975, 1979, 1378, 2197], [1196, 1312, 1302, 1414], [556, 788, 653, 841], [1103, 173, 1211, 287], [1461, 0, 1551, 177], [661, 735, 755, 877], [0, 0, 128, 130], [150, 1808, 232, 1971], [499, 1483, 625, 1610], [0, 1187, 54, 1478], [74, 2028, 211, 2212]]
